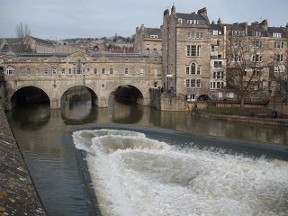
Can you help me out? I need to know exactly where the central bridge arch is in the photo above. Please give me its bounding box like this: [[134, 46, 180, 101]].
[[60, 85, 98, 108]]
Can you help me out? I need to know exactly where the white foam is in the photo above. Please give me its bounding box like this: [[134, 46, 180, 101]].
[[73, 129, 288, 216]]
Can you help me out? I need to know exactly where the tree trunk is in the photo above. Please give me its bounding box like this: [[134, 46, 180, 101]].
[[240, 96, 245, 108]]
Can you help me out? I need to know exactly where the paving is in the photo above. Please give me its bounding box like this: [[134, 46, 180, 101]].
[[0, 104, 46, 216]]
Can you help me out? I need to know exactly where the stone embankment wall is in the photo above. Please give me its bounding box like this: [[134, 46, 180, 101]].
[[0, 104, 46, 215], [149, 88, 190, 111]]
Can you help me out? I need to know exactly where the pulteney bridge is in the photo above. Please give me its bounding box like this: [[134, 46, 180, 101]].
[[0, 51, 163, 109]]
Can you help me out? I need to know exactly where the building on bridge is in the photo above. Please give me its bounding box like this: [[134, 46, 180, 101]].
[[0, 51, 162, 109]]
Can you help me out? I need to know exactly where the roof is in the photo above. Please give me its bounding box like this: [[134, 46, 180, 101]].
[[29, 36, 55, 46], [210, 23, 223, 32], [176, 12, 206, 21], [144, 28, 162, 39], [267, 27, 287, 38]]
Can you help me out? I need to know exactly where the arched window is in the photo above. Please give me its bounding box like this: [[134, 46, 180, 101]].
[[191, 63, 196, 74], [6, 65, 15, 75], [186, 62, 200, 75]]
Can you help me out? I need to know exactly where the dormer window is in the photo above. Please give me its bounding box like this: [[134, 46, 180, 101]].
[[178, 18, 183, 24], [232, 30, 245, 36], [187, 20, 199, 25], [254, 31, 262, 37], [273, 33, 282, 38], [150, 35, 158, 39]]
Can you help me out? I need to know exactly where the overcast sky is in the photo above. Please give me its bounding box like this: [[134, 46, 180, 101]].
[[1, 0, 288, 40]]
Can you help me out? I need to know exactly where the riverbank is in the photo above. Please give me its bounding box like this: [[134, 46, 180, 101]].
[[0, 104, 46, 215], [192, 111, 288, 127]]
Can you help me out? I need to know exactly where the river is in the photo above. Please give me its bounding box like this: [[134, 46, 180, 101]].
[[6, 100, 288, 216]]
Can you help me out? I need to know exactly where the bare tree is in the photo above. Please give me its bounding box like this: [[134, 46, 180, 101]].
[[16, 22, 31, 38], [272, 47, 288, 103], [225, 25, 269, 107], [16, 22, 32, 52]]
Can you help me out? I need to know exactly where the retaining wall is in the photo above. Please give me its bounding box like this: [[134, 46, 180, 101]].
[[0, 104, 46, 215]]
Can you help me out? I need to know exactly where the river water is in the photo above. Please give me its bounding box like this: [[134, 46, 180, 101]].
[[6, 100, 288, 216]]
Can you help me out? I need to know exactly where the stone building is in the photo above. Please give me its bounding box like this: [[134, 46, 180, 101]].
[[162, 6, 213, 100], [160, 5, 288, 102], [134, 24, 162, 55]]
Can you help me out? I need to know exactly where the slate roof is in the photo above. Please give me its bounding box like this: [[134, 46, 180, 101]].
[[144, 28, 162, 39], [176, 12, 206, 21]]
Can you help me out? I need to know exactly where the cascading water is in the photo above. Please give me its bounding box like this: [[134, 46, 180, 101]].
[[73, 129, 288, 216]]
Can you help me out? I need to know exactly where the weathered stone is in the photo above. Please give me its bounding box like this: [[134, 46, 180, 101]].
[[0, 104, 46, 215]]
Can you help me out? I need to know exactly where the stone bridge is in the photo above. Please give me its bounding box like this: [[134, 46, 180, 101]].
[[1, 51, 163, 109]]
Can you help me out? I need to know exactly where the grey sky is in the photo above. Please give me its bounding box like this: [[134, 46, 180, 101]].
[[1, 0, 288, 40]]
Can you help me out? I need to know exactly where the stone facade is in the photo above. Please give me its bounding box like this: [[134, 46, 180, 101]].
[[161, 5, 288, 102], [134, 24, 162, 55], [1, 51, 162, 109]]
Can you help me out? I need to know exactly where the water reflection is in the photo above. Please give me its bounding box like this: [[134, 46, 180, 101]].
[[9, 105, 50, 129], [108, 100, 144, 124]]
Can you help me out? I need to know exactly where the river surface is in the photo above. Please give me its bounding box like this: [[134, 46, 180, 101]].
[[6, 100, 288, 216]]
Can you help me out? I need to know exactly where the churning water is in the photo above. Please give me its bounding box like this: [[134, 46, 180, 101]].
[[73, 129, 288, 216]]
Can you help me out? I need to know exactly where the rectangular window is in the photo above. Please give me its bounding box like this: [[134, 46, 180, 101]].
[[274, 41, 284, 48], [6, 69, 14, 75], [274, 64, 285, 72], [52, 68, 57, 74], [69, 68, 72, 75], [211, 45, 215, 52], [273, 33, 281, 38], [253, 70, 261, 76], [27, 68, 31, 75], [110, 68, 113, 74], [185, 79, 190, 87], [102, 68, 105, 74], [214, 61, 222, 68], [94, 68, 97, 74], [196, 32, 202, 39], [62, 68, 65, 75], [253, 54, 262, 62], [191, 79, 196, 87], [274, 54, 284, 62], [197, 66, 201, 75], [186, 45, 201, 57], [196, 79, 201, 88], [44, 68, 48, 74], [125, 68, 128, 74], [186, 66, 190, 75], [253, 40, 262, 48]]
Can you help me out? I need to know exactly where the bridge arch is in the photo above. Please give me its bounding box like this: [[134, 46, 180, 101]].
[[108, 84, 145, 105], [9, 85, 51, 108], [60, 85, 99, 107]]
